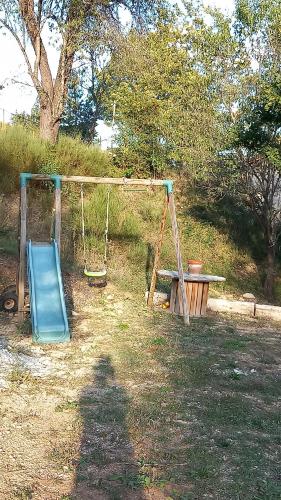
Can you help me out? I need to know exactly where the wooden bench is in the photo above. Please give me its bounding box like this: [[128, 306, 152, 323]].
[[157, 270, 226, 317]]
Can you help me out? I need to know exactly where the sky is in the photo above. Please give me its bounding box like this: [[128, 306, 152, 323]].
[[0, 0, 235, 144]]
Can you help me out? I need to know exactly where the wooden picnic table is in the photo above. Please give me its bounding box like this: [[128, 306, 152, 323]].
[[157, 270, 226, 317]]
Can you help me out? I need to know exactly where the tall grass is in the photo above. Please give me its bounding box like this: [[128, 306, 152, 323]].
[[0, 124, 112, 193]]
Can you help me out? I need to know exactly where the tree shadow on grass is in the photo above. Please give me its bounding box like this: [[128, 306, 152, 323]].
[[72, 355, 145, 500], [145, 243, 154, 290], [144, 312, 281, 499]]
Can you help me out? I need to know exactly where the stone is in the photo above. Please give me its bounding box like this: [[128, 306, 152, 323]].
[[242, 293, 256, 301], [144, 291, 169, 305]]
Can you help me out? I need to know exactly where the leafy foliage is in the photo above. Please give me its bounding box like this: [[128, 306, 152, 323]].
[[214, 0, 281, 297], [0, 0, 167, 142], [100, 6, 241, 176]]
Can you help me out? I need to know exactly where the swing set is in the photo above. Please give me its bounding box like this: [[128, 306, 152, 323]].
[[17, 174, 190, 337]]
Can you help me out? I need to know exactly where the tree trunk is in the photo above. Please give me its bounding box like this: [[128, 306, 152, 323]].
[[264, 240, 276, 300], [40, 103, 60, 144]]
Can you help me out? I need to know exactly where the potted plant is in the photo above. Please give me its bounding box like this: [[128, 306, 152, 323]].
[[187, 259, 203, 274]]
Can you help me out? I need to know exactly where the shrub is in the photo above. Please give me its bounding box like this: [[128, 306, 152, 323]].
[[0, 124, 112, 193]]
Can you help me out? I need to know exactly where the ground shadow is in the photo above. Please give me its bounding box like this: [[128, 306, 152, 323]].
[[143, 311, 281, 498], [145, 243, 154, 290], [72, 356, 144, 500]]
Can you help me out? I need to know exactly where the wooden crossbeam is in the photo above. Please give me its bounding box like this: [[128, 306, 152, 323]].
[[20, 174, 166, 187]]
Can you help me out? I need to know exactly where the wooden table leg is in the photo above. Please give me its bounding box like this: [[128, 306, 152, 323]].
[[170, 279, 210, 317], [201, 283, 209, 316], [169, 279, 178, 314], [195, 283, 204, 317]]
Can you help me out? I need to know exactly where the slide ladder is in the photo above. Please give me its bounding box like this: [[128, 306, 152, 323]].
[[27, 240, 70, 343]]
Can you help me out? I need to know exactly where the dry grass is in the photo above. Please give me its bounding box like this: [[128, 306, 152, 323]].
[[0, 277, 280, 499], [0, 125, 111, 193]]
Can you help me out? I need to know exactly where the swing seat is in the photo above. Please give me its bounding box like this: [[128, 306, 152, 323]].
[[84, 268, 107, 278]]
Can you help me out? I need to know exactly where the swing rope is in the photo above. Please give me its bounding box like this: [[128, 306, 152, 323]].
[[104, 189, 110, 265], [81, 184, 87, 270], [80, 184, 110, 278]]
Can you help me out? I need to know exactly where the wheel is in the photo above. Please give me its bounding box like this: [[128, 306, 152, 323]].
[[0, 291, 18, 313]]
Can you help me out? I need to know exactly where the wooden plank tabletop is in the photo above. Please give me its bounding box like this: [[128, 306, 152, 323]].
[[157, 269, 226, 283]]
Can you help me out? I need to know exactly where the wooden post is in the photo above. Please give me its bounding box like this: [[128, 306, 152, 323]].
[[54, 179, 61, 252], [147, 193, 168, 307], [168, 192, 190, 325], [18, 182, 27, 322]]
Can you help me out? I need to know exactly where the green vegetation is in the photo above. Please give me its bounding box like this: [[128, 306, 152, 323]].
[[0, 124, 112, 193], [0, 138, 264, 298], [101, 7, 239, 176], [1, 0, 281, 298], [60, 186, 261, 298], [1, 1, 281, 498], [0, 0, 162, 143]]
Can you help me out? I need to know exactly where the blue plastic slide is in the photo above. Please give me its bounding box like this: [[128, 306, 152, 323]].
[[27, 240, 70, 343]]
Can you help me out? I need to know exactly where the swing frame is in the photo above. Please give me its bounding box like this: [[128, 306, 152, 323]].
[[18, 173, 190, 325]]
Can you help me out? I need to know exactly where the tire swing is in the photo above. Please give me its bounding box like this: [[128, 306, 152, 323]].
[[80, 184, 110, 288]]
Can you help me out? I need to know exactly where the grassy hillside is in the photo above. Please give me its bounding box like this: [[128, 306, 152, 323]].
[[0, 124, 265, 300], [0, 124, 112, 193]]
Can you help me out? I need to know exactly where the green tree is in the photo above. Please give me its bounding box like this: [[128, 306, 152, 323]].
[[229, 0, 281, 298], [213, 0, 281, 299], [0, 0, 165, 143], [12, 104, 40, 129], [100, 6, 241, 176], [61, 44, 108, 141]]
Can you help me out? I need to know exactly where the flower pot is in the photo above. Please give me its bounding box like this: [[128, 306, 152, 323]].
[[187, 259, 203, 274]]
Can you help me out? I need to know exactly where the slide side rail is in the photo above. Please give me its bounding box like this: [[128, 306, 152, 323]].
[[27, 240, 38, 333], [53, 240, 69, 333]]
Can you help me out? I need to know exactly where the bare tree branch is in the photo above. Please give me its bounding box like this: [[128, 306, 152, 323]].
[[0, 18, 42, 92]]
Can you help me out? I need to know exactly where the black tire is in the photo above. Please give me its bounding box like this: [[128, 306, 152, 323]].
[[0, 291, 18, 313]]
